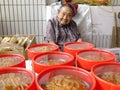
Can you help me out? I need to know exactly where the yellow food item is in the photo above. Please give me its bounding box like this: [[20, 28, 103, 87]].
[[0, 42, 24, 54], [9, 36, 18, 43], [1, 37, 11, 43], [72, 0, 111, 5], [44, 75, 88, 90]]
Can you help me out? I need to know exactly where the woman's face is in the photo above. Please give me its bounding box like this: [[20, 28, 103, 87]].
[[57, 6, 73, 25]]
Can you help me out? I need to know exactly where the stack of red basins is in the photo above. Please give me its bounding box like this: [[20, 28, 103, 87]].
[[10, 42, 116, 90]]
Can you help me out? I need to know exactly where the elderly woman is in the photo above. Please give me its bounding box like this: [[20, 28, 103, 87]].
[[46, 3, 81, 50]]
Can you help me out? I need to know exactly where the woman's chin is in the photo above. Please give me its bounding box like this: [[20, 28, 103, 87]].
[[61, 22, 68, 25]]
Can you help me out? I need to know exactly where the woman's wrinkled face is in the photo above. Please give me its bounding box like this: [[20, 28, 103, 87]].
[[58, 6, 73, 25]]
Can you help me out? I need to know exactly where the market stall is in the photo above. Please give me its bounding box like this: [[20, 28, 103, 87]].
[[0, 1, 120, 90]]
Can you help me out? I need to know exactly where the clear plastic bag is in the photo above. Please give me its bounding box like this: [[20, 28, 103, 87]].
[[103, 48, 120, 62]]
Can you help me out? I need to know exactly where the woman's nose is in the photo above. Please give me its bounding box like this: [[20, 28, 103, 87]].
[[63, 15, 67, 19]]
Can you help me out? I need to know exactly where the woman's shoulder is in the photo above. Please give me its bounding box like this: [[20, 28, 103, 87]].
[[48, 16, 58, 24], [47, 16, 59, 30]]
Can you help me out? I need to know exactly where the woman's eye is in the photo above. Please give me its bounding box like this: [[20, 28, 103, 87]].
[[68, 14, 72, 17], [61, 12, 65, 16]]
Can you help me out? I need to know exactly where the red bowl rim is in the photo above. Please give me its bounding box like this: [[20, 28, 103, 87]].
[[64, 41, 94, 50], [32, 51, 74, 66], [76, 49, 115, 62], [27, 43, 59, 53], [0, 54, 25, 67], [91, 62, 120, 87], [36, 66, 96, 90], [0, 67, 35, 89]]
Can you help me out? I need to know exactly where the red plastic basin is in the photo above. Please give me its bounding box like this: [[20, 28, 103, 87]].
[[0, 67, 36, 90], [64, 42, 94, 57], [36, 66, 96, 90], [76, 49, 115, 70], [27, 43, 59, 59], [0, 54, 26, 68], [91, 62, 120, 90], [32, 51, 74, 73]]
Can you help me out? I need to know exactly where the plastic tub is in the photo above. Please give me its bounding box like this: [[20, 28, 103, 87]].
[[76, 49, 115, 70], [0, 67, 36, 90], [32, 51, 74, 73], [91, 62, 120, 90], [27, 43, 59, 59], [0, 54, 26, 68], [36, 66, 96, 90], [64, 42, 94, 57]]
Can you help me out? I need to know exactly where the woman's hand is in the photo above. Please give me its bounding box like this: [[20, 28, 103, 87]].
[[49, 41, 56, 44], [77, 38, 82, 42]]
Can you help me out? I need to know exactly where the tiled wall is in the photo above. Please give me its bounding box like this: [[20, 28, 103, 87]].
[[0, 0, 46, 43]]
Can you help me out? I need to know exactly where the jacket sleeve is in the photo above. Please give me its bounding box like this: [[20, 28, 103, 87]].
[[45, 20, 56, 43]]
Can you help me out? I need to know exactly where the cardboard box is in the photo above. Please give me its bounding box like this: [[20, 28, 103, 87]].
[[0, 34, 36, 59]]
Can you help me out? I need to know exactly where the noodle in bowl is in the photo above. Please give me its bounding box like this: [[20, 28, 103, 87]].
[[0, 54, 26, 68], [36, 66, 96, 90], [0, 67, 36, 90]]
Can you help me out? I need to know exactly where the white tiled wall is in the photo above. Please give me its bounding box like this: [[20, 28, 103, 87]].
[[0, 0, 47, 43]]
